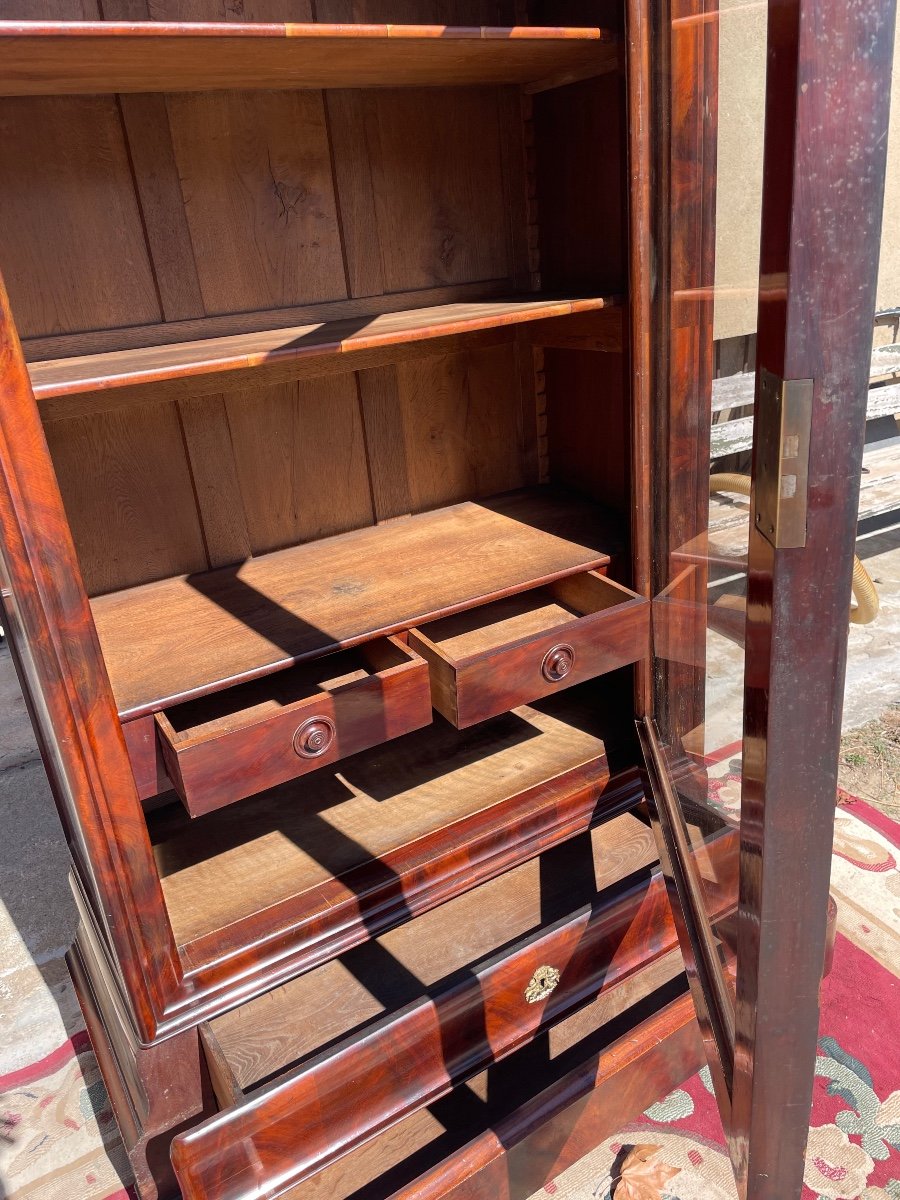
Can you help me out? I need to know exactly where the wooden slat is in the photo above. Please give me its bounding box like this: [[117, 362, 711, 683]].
[[356, 365, 413, 522], [324, 89, 386, 299], [90, 486, 620, 719], [224, 374, 375, 555], [712, 359, 900, 413], [0, 94, 161, 339], [43, 401, 209, 595], [0, 23, 619, 96], [29, 295, 618, 416], [711, 380, 900, 457], [164, 87, 346, 315], [365, 86, 512, 293], [176, 394, 251, 569], [115, 91, 206, 322], [396, 340, 526, 512]]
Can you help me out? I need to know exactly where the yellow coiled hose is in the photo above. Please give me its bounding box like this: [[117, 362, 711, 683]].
[[709, 473, 879, 625]]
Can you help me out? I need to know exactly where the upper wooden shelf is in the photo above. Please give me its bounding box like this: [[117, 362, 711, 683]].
[[90, 487, 622, 721], [0, 22, 618, 97], [29, 295, 619, 418]]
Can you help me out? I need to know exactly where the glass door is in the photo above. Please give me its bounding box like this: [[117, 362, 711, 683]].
[[640, 0, 896, 1196]]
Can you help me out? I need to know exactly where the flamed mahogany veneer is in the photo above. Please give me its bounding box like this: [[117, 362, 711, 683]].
[[170, 814, 735, 1199], [12, 0, 884, 1194], [155, 637, 434, 817], [0, 0, 888, 1192]]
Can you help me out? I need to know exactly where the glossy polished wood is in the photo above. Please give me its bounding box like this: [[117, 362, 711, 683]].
[[92, 487, 618, 720], [409, 571, 649, 728], [732, 1, 898, 1196], [0, 268, 181, 1042], [2, 0, 881, 1195], [0, 22, 618, 97], [391, 989, 703, 1200], [207, 811, 661, 1093], [171, 822, 733, 1200], [151, 688, 635, 982], [155, 637, 433, 818]]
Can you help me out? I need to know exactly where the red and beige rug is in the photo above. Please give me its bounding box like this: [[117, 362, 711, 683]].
[[1, 795, 898, 1200], [540, 793, 900, 1200]]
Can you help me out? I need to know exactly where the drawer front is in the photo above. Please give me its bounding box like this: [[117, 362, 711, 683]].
[[409, 573, 651, 728], [171, 847, 735, 1200], [156, 637, 432, 817]]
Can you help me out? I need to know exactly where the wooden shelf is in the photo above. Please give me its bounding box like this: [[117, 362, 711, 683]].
[[91, 487, 623, 720], [149, 683, 640, 962], [29, 294, 619, 419], [0, 22, 618, 97]]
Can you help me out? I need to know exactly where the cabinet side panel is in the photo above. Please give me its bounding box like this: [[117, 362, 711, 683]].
[[533, 72, 626, 296]]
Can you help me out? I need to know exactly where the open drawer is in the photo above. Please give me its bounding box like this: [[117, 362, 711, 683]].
[[170, 817, 737, 1200], [407, 571, 650, 728], [155, 636, 432, 817]]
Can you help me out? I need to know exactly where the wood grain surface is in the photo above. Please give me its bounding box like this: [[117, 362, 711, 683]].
[[91, 487, 619, 719], [409, 571, 649, 727], [27, 296, 618, 411], [151, 685, 625, 952], [0, 22, 619, 96], [172, 824, 729, 1199], [156, 636, 433, 817]]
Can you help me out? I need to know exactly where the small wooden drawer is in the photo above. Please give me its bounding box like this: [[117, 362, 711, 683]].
[[408, 571, 650, 728], [155, 637, 432, 817]]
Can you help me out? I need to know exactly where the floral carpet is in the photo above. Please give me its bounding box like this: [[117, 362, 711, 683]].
[[1, 789, 897, 1200], [535, 786, 900, 1200]]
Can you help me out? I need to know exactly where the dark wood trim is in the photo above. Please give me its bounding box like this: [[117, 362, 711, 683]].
[[732, 1, 897, 1196], [626, 0, 654, 715]]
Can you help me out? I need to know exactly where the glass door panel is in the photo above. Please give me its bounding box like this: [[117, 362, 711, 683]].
[[640, 0, 895, 1195]]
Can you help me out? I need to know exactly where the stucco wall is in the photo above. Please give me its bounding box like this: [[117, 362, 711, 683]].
[[712, 1, 899, 342]]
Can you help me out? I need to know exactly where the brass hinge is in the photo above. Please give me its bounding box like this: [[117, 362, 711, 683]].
[[754, 368, 814, 549]]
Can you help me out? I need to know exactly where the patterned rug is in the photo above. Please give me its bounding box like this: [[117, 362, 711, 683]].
[[537, 794, 900, 1200], [1, 795, 897, 1200]]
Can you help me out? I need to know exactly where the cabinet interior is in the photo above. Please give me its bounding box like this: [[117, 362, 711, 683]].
[[0, 1, 643, 982]]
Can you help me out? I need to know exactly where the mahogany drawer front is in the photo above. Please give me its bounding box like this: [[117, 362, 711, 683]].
[[155, 636, 432, 817], [171, 864, 695, 1199], [408, 571, 650, 728]]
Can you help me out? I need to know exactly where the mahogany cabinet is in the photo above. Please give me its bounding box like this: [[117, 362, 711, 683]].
[[0, 3, 893, 1199]]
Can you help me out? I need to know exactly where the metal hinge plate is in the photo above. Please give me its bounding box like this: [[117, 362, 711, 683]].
[[754, 368, 814, 549]]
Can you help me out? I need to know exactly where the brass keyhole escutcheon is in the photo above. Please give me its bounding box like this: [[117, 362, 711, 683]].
[[542, 643, 575, 683], [524, 964, 561, 1004], [293, 716, 336, 759]]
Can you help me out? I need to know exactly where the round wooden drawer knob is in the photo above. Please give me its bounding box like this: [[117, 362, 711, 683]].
[[293, 716, 336, 759], [542, 643, 575, 683]]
